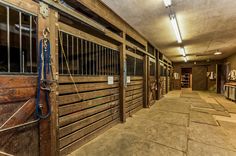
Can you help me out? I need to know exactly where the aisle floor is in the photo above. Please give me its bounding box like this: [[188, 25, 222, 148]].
[[70, 90, 236, 156]]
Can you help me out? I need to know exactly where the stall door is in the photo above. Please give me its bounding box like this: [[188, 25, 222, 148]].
[[57, 25, 120, 155], [125, 51, 144, 117], [0, 3, 39, 155], [148, 58, 157, 106]]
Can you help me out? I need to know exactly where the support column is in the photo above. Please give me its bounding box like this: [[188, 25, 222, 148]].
[[143, 55, 149, 108], [38, 5, 59, 156], [156, 50, 161, 100], [119, 33, 126, 122]]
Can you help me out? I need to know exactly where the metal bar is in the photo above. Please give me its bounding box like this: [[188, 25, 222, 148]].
[[98, 45, 101, 75], [93, 43, 95, 75], [7, 7, 10, 72], [19, 12, 22, 73], [96, 44, 98, 75], [112, 50, 114, 75], [30, 15, 32, 73], [104, 48, 107, 75], [109, 49, 112, 75], [72, 36, 74, 75], [61, 32, 64, 74], [81, 39, 83, 75], [66, 34, 69, 74], [77, 38, 79, 75], [134, 58, 137, 76], [101, 46, 103, 75], [88, 41, 91, 75], [85, 40, 87, 75]]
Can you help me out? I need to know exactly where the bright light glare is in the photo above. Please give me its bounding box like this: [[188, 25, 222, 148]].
[[180, 47, 186, 56], [184, 57, 187, 62], [163, 0, 172, 7], [170, 15, 182, 43]]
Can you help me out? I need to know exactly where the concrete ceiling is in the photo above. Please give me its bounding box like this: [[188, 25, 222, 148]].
[[101, 0, 236, 62]]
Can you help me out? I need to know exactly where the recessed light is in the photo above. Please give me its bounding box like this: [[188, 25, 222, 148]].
[[214, 51, 222, 55]]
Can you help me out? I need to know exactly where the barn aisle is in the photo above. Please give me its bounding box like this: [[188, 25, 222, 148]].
[[70, 90, 236, 156]]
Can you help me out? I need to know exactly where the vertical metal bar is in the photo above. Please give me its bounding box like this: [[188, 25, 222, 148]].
[[89, 42, 91, 75], [93, 43, 95, 75], [112, 50, 114, 75], [19, 12, 22, 73], [96, 44, 98, 75], [81, 39, 83, 75], [104, 48, 107, 75], [72, 36, 74, 75], [85, 40, 87, 75], [66, 34, 69, 74], [77, 38, 79, 75], [7, 7, 10, 72], [98, 45, 101, 75], [101, 46, 103, 75], [61, 32, 64, 74], [117, 52, 119, 75], [30, 16, 32, 73], [109, 49, 111, 75]]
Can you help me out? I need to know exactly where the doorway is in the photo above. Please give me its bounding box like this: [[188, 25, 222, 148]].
[[181, 68, 192, 89]]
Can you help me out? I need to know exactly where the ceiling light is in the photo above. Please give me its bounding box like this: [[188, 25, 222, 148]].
[[180, 47, 186, 56], [214, 50, 222, 55], [170, 14, 182, 43], [163, 0, 172, 7], [184, 57, 187, 62]]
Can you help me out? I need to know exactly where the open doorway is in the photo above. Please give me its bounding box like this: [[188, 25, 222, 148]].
[[181, 68, 192, 89]]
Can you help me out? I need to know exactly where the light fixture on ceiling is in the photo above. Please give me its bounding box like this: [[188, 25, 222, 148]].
[[180, 47, 186, 56], [214, 50, 222, 55], [170, 14, 182, 43], [163, 0, 172, 7], [184, 57, 187, 62]]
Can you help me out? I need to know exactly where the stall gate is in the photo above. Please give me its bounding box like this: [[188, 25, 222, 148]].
[[149, 58, 157, 106], [125, 51, 144, 117], [0, 3, 39, 155], [57, 24, 121, 155]]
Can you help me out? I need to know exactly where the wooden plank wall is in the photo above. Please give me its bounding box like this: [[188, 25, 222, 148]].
[[58, 76, 120, 155], [0, 76, 39, 156], [125, 76, 144, 117]]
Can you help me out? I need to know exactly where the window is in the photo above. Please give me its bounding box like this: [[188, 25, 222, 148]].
[[126, 55, 143, 76], [0, 4, 37, 73], [58, 31, 120, 75], [150, 61, 156, 76]]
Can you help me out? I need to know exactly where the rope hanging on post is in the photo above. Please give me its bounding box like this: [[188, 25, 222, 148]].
[[35, 28, 52, 119]]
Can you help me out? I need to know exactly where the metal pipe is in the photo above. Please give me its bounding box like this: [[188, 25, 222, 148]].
[[30, 15, 32, 73], [77, 38, 79, 75], [93, 43, 95, 75], [66, 34, 69, 74], [7, 6, 10, 72], [61, 32, 64, 74], [81, 39, 83, 75], [72, 36, 74, 75], [19, 12, 22, 73]]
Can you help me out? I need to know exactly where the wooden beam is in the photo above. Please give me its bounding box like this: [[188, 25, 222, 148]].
[[156, 51, 161, 100], [143, 55, 148, 108], [41, 0, 123, 43], [49, 9, 60, 156], [119, 33, 126, 122]]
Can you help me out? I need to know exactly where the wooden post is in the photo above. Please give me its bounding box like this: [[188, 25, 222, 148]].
[[143, 55, 149, 108], [156, 50, 160, 100], [119, 33, 126, 122], [49, 10, 59, 156], [38, 5, 59, 156]]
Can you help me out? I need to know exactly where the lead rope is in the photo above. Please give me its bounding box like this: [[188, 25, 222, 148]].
[[58, 29, 83, 101], [35, 37, 52, 119]]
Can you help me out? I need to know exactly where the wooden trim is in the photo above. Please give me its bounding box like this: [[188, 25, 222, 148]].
[[119, 35, 126, 122], [126, 50, 143, 60], [126, 41, 155, 59], [59, 22, 119, 51], [42, 0, 123, 43]]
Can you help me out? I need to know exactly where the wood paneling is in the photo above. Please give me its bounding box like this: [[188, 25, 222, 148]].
[[58, 75, 120, 155], [192, 66, 207, 90]]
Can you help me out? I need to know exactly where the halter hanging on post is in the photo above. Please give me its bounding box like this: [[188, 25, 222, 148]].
[[35, 28, 52, 119]]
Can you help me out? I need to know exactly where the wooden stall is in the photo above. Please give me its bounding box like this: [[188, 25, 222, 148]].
[[0, 0, 172, 155], [125, 48, 145, 117]]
